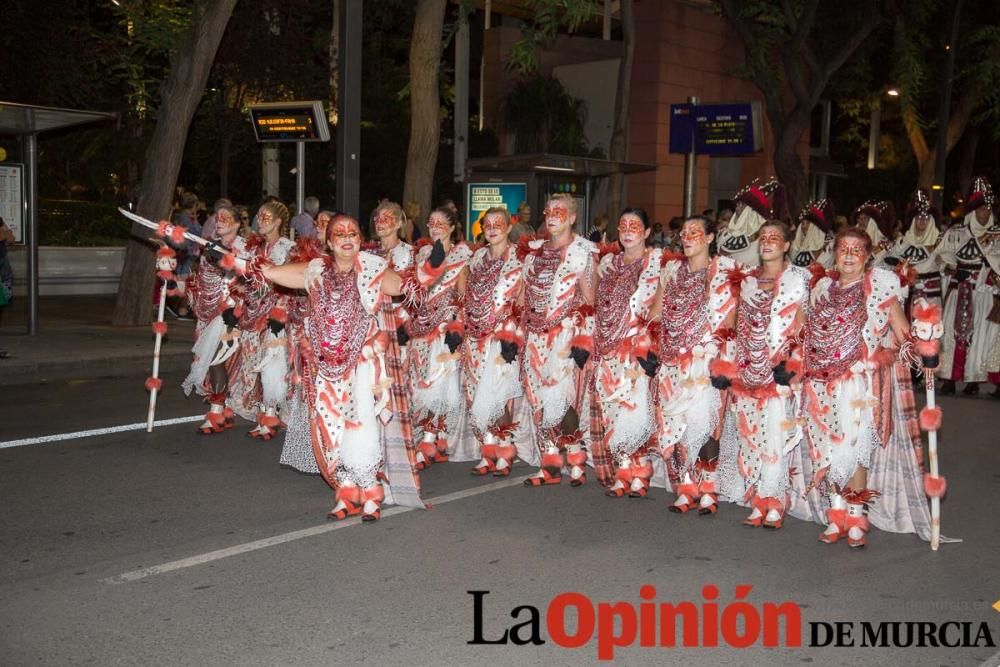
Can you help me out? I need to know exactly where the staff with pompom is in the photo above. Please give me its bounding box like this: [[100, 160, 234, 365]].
[[146, 245, 180, 431], [911, 298, 946, 550]]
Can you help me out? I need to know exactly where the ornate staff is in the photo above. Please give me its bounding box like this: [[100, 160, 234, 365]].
[[911, 298, 946, 550]]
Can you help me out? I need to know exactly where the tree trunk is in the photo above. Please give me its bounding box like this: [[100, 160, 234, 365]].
[[112, 0, 238, 327], [772, 110, 811, 215], [956, 128, 979, 198], [402, 0, 447, 238], [330, 0, 340, 125], [605, 0, 634, 241], [219, 131, 233, 198]]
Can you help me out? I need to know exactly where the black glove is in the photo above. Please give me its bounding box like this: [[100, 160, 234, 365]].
[[165, 279, 178, 291], [204, 240, 226, 265], [710, 375, 731, 390], [444, 330, 463, 353], [500, 339, 519, 364], [429, 239, 446, 269], [954, 269, 971, 283], [396, 325, 410, 347], [569, 346, 590, 369], [637, 351, 660, 378], [882, 256, 901, 267], [772, 360, 796, 386], [222, 307, 239, 328], [921, 353, 940, 370], [268, 318, 285, 335]]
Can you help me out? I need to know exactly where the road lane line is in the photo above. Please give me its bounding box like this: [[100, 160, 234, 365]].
[[103, 474, 531, 584], [0, 415, 204, 449]]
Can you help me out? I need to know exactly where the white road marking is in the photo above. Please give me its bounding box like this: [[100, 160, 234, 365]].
[[103, 474, 531, 584], [0, 415, 204, 449]]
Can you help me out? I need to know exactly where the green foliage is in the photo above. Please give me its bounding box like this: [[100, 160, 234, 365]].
[[38, 200, 129, 247], [502, 75, 601, 157], [509, 0, 598, 74]]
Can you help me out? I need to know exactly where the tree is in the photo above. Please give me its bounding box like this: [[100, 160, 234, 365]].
[[402, 0, 448, 237], [720, 0, 883, 213], [113, 0, 239, 326], [891, 0, 1000, 190]]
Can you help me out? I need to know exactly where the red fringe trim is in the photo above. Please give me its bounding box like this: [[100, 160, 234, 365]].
[[709, 358, 740, 380], [695, 458, 719, 473], [807, 262, 827, 288], [842, 487, 881, 505], [151, 321, 168, 336], [336, 486, 362, 503], [268, 307, 288, 323], [598, 241, 621, 259], [291, 237, 325, 262], [919, 406, 943, 432], [445, 320, 465, 336], [912, 301, 942, 325], [573, 303, 595, 320], [245, 234, 265, 252], [660, 250, 684, 267], [555, 429, 585, 448], [144, 376, 163, 392], [923, 474, 947, 498], [489, 422, 519, 439]]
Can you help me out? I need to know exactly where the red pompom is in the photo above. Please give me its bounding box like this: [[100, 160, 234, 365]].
[[156, 246, 176, 258], [915, 339, 940, 356], [919, 406, 943, 432], [151, 321, 168, 336], [568, 333, 594, 353], [923, 474, 947, 498], [155, 221, 170, 239], [912, 301, 942, 325], [709, 357, 741, 380], [268, 307, 288, 324], [219, 253, 236, 271], [144, 376, 163, 392], [169, 225, 186, 246], [444, 320, 465, 336]]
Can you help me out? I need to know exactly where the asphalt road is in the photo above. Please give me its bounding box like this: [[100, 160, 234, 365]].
[[1, 373, 999, 666]]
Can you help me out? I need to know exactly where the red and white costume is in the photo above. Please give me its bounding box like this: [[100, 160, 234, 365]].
[[655, 254, 739, 509], [228, 235, 296, 438], [880, 189, 945, 312], [716, 264, 810, 524], [461, 245, 524, 475], [520, 234, 597, 484], [301, 252, 422, 517], [790, 200, 834, 269], [182, 236, 248, 432], [591, 247, 662, 496], [936, 179, 1000, 385], [406, 241, 472, 467]]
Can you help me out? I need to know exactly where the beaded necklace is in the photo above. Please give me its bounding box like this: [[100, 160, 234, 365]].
[[660, 261, 709, 362], [596, 252, 644, 355], [308, 262, 371, 381]]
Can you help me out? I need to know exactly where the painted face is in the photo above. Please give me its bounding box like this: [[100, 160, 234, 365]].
[[974, 206, 991, 225], [374, 209, 400, 238], [680, 220, 711, 257], [617, 214, 647, 250], [544, 201, 573, 237], [835, 237, 870, 275], [328, 219, 361, 258], [215, 210, 239, 237], [427, 212, 453, 242], [758, 228, 787, 261], [482, 212, 509, 244], [257, 208, 281, 236]]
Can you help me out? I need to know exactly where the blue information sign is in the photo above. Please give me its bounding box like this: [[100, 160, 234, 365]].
[[669, 102, 763, 156], [465, 182, 527, 240]]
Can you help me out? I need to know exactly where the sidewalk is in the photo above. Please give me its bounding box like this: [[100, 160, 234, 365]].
[[0, 296, 195, 386]]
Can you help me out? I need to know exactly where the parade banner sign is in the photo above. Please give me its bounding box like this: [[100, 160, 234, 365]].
[[0, 163, 24, 244], [248, 101, 331, 143], [465, 182, 527, 239]]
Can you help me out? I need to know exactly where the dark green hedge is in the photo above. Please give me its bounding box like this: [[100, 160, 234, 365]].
[[38, 200, 129, 247]]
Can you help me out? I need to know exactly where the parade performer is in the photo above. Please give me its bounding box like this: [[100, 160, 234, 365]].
[[592, 208, 662, 497], [936, 177, 1000, 397], [251, 214, 435, 521], [790, 199, 834, 269], [801, 227, 911, 548], [717, 178, 788, 267], [406, 205, 473, 469], [651, 215, 739, 514], [519, 193, 598, 487], [229, 202, 296, 440], [713, 221, 810, 528], [850, 199, 897, 259], [181, 205, 249, 434], [880, 189, 944, 312], [461, 206, 524, 477]]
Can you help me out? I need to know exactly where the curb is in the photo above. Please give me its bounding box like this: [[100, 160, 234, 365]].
[[0, 351, 191, 386]]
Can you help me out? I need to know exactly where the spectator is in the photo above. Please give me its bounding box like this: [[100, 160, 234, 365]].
[[316, 210, 336, 239], [236, 205, 251, 237], [649, 221, 667, 248], [169, 192, 201, 320], [289, 196, 320, 239], [509, 202, 534, 242], [716, 207, 734, 232], [200, 198, 233, 240], [666, 216, 684, 251]]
